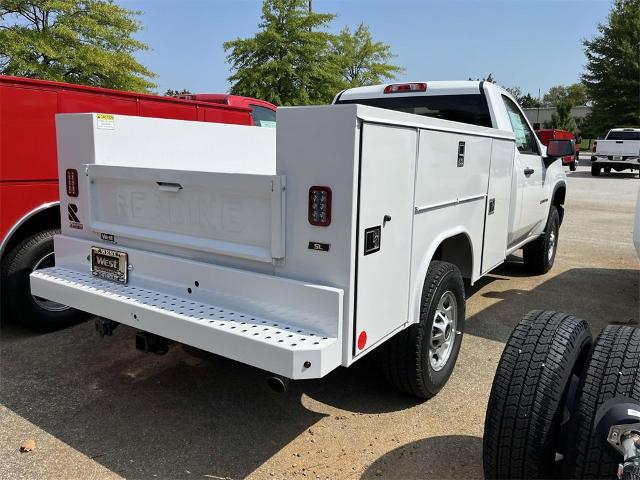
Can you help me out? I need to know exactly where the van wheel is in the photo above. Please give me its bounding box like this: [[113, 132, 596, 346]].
[[591, 165, 601, 176], [563, 325, 640, 479], [523, 206, 559, 275], [569, 161, 577, 171], [381, 260, 465, 399], [483, 311, 592, 479], [2, 229, 89, 331]]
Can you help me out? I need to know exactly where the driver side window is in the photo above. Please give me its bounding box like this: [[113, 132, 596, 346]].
[[502, 95, 539, 155]]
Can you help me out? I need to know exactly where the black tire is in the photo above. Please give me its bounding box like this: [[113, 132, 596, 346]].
[[2, 229, 89, 331], [381, 260, 465, 399], [483, 311, 592, 479], [570, 161, 577, 171], [591, 164, 601, 176], [563, 325, 640, 479], [523, 206, 560, 275], [622, 464, 640, 480]]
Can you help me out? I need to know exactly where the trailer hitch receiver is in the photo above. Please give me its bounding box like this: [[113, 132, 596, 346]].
[[135, 331, 171, 355], [95, 317, 119, 337]]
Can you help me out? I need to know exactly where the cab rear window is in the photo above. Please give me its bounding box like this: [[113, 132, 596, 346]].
[[607, 131, 640, 141], [335, 94, 492, 128]]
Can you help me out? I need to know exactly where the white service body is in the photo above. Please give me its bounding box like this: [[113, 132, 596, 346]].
[[31, 84, 566, 380]]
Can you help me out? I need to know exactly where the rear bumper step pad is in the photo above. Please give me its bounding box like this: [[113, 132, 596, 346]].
[[31, 267, 341, 379]]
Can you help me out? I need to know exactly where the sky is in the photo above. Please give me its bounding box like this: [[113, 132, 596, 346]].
[[122, 0, 613, 97]]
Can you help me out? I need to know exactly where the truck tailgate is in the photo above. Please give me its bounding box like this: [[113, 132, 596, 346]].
[[87, 164, 286, 263], [596, 140, 640, 156]]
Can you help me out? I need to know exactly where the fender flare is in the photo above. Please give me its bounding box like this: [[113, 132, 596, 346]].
[[0, 201, 60, 259], [550, 180, 567, 223], [409, 227, 475, 326]]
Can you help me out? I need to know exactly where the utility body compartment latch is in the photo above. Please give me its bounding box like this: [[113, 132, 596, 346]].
[[364, 226, 381, 255]]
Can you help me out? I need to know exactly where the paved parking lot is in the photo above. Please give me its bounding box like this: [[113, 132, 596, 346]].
[[1, 166, 638, 480]]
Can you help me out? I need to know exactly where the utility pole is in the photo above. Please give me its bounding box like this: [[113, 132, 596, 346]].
[[536, 87, 541, 126], [309, 0, 312, 13]]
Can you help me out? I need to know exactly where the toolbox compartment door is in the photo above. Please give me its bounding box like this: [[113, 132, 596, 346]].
[[354, 123, 417, 354], [481, 139, 514, 274], [86, 164, 286, 263]]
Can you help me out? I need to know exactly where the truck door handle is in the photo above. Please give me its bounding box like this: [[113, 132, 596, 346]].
[[156, 182, 183, 192], [524, 168, 535, 176]]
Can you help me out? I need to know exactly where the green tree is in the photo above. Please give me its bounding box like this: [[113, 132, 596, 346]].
[[545, 99, 577, 132], [331, 23, 403, 88], [519, 93, 542, 108], [0, 0, 156, 92], [582, 0, 640, 134], [468, 73, 496, 83], [504, 86, 541, 108], [223, 0, 341, 105], [543, 84, 588, 107]]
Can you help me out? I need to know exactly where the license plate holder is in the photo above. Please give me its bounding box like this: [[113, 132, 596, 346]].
[[91, 247, 128, 284], [613, 155, 623, 161]]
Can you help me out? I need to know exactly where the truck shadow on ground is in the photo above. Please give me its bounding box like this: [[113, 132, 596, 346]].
[[360, 435, 483, 480], [464, 263, 639, 345], [0, 264, 637, 478]]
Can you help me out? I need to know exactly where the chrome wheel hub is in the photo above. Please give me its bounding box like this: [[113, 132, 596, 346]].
[[429, 291, 458, 372], [548, 230, 556, 262], [31, 252, 69, 312]]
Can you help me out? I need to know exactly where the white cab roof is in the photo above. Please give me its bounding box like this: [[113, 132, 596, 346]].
[[335, 81, 485, 102]]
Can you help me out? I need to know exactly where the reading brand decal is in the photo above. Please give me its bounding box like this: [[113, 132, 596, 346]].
[[68, 203, 83, 229]]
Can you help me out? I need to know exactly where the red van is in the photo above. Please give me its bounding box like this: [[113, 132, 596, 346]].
[[536, 129, 579, 171], [0, 75, 276, 331]]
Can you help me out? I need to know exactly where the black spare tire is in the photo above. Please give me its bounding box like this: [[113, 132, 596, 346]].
[[483, 310, 592, 479]]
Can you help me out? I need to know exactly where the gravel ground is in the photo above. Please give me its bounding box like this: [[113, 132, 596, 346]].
[[1, 165, 638, 480]]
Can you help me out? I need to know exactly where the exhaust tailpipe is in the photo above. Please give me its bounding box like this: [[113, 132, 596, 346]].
[[267, 374, 291, 393]]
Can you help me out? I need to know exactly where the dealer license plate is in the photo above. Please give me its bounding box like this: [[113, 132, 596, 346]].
[[91, 247, 128, 284]]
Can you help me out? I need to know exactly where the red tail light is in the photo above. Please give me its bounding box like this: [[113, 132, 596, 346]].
[[308, 186, 332, 226], [592, 141, 597, 153], [66, 169, 79, 197], [383, 83, 427, 94]]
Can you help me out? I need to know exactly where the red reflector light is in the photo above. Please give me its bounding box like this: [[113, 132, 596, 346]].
[[383, 83, 427, 94], [66, 169, 79, 197], [308, 186, 332, 226]]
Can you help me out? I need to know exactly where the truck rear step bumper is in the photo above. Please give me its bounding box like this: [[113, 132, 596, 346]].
[[31, 266, 342, 379]]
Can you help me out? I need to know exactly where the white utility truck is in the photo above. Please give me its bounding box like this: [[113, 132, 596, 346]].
[[30, 81, 572, 399], [592, 128, 640, 176]]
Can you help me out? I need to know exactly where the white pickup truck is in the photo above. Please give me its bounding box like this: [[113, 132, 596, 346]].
[[30, 81, 572, 399], [592, 128, 640, 176]]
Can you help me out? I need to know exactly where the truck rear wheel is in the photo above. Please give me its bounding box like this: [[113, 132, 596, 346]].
[[483, 310, 592, 479], [569, 161, 577, 171], [2, 229, 89, 331], [381, 260, 465, 399], [523, 206, 559, 275], [591, 164, 601, 176], [563, 325, 640, 479]]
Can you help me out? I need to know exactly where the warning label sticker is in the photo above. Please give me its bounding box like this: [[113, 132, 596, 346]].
[[96, 113, 115, 130]]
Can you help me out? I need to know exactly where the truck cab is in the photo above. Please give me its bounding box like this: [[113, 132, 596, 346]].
[[176, 94, 277, 128]]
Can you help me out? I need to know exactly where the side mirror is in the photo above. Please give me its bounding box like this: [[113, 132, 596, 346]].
[[544, 139, 575, 167]]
